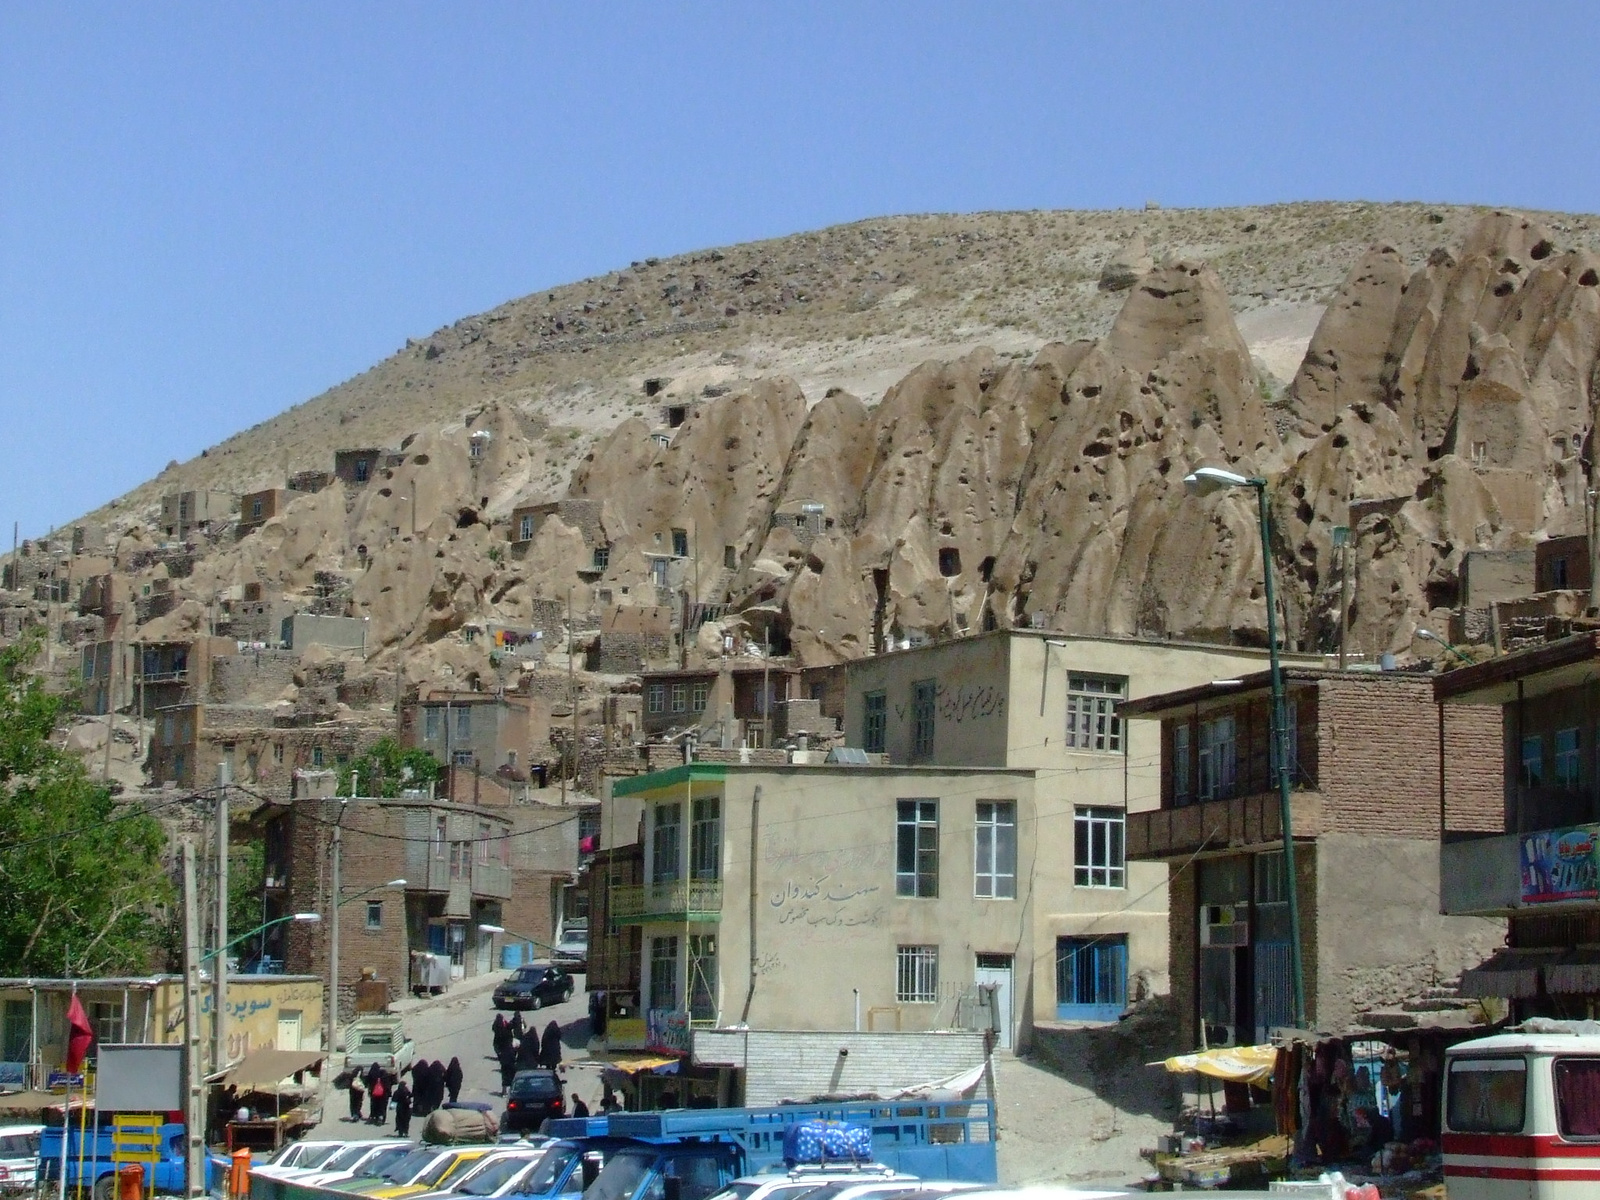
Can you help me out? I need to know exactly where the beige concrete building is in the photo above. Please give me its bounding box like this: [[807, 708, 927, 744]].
[[609, 762, 1040, 1051], [835, 630, 1311, 1029]]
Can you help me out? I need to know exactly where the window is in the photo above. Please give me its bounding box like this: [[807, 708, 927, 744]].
[[366, 901, 383, 930], [1522, 735, 1545, 788], [354, 458, 370, 483], [671, 528, 689, 558], [593, 544, 610, 570], [434, 815, 447, 857], [477, 821, 491, 863], [1074, 807, 1125, 888], [173, 752, 186, 780], [1554, 1057, 1600, 1138], [425, 708, 441, 740], [1199, 715, 1236, 800], [863, 691, 887, 754], [690, 797, 721, 880], [1173, 723, 1192, 803], [690, 683, 708, 713], [518, 514, 535, 541], [1056, 936, 1128, 1021], [311, 746, 324, 767], [1448, 1057, 1527, 1133], [688, 933, 717, 1022], [1551, 556, 1571, 588], [2, 1000, 30, 1063], [938, 547, 961, 577], [251, 497, 264, 520], [652, 803, 682, 883], [896, 799, 939, 897], [649, 936, 680, 1012], [671, 683, 687, 713], [1556, 728, 1581, 790], [724, 545, 737, 570], [1255, 850, 1288, 905], [449, 841, 464, 880], [910, 679, 937, 761], [455, 706, 471, 741], [1471, 440, 1488, 467], [89, 1001, 122, 1043], [896, 945, 939, 1003], [453, 750, 473, 767], [162, 714, 175, 745], [974, 801, 1017, 899], [647, 684, 666, 715], [1066, 674, 1125, 751]]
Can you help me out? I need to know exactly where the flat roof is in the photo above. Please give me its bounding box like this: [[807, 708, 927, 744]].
[[611, 760, 1038, 798], [1434, 631, 1600, 705], [847, 626, 1319, 667], [1121, 665, 1436, 718]]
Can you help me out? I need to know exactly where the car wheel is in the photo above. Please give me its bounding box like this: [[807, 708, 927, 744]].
[[92, 1175, 115, 1200], [529, 994, 542, 1010], [564, 986, 573, 1003]]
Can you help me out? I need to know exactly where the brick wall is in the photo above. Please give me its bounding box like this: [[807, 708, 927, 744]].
[[1442, 703, 1505, 832], [1168, 863, 1196, 1049], [209, 651, 299, 704]]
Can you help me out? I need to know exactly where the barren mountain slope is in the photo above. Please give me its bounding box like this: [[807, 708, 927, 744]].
[[79, 202, 1600, 530]]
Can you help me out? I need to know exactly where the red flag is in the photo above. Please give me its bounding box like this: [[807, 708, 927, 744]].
[[64, 995, 93, 1073]]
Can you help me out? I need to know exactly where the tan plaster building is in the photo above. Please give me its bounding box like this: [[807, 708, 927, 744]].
[[836, 630, 1307, 1028]]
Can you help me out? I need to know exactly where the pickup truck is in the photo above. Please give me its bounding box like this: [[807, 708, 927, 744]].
[[344, 1015, 417, 1073], [38, 1120, 201, 1200], [553, 1098, 997, 1200]]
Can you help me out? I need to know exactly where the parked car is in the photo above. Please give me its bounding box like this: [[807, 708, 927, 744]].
[[408, 1146, 550, 1200], [360, 1147, 495, 1200], [0, 1125, 42, 1193], [254, 1140, 355, 1180], [501, 1070, 565, 1135], [552, 927, 588, 973], [492, 964, 574, 1011], [706, 1166, 918, 1200], [296, 1141, 415, 1188]]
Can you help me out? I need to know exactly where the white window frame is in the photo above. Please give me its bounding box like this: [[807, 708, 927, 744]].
[[518, 515, 535, 541], [647, 684, 666, 715], [974, 800, 1017, 899], [1065, 673, 1126, 752], [671, 683, 687, 713], [895, 945, 939, 1004], [365, 901, 383, 930], [1074, 806, 1125, 889], [691, 682, 709, 713], [896, 798, 939, 898]]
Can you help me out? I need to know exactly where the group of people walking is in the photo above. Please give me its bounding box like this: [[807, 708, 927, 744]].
[[491, 1012, 564, 1091], [342, 1056, 465, 1137]]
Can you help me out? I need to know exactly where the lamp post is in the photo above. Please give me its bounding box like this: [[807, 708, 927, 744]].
[[476, 923, 563, 961], [1417, 628, 1473, 665], [202, 912, 321, 964], [1184, 465, 1307, 1030]]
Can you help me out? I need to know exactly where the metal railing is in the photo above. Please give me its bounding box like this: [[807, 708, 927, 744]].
[[609, 878, 723, 922]]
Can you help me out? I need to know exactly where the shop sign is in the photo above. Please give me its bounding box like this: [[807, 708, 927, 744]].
[[606, 1017, 648, 1050], [646, 1008, 690, 1055], [0, 1063, 24, 1089], [1521, 825, 1600, 904]]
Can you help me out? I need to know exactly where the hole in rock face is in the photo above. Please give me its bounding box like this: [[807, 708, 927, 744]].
[[1082, 442, 1113, 458], [978, 556, 995, 583], [456, 508, 478, 528], [1581, 269, 1599, 287], [1531, 239, 1554, 260], [1081, 385, 1102, 398], [1332, 434, 1349, 449], [1493, 280, 1515, 297], [939, 547, 962, 577]]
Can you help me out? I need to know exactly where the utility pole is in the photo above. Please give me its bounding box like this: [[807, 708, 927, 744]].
[[213, 764, 230, 1073], [181, 842, 205, 1198], [1333, 525, 1350, 669], [102, 636, 116, 781], [568, 587, 578, 803], [325, 809, 344, 1060], [762, 627, 772, 749]]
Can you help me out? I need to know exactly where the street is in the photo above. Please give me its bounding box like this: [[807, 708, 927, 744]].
[[306, 972, 599, 1141]]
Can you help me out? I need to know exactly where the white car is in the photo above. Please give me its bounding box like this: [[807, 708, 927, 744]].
[[801, 1182, 985, 1200], [410, 1145, 553, 1200], [296, 1140, 414, 1187], [253, 1140, 353, 1180], [0, 1125, 42, 1194], [708, 1166, 918, 1200]]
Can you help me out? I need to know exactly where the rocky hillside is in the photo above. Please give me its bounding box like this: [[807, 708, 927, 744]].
[[48, 202, 1600, 691]]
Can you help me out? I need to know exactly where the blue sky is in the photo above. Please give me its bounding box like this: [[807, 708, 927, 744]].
[[3, 2, 1597, 538]]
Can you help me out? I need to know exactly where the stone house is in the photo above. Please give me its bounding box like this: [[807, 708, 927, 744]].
[[238, 487, 304, 531], [333, 448, 392, 487], [402, 692, 551, 784], [1122, 667, 1505, 1048], [1436, 631, 1600, 1018], [160, 490, 235, 541], [640, 663, 800, 745], [147, 702, 387, 793], [838, 629, 1295, 1031]]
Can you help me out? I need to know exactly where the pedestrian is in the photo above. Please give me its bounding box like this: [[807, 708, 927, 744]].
[[444, 1057, 464, 1105], [516, 1030, 540, 1070], [410, 1061, 433, 1117], [499, 1052, 518, 1094], [393, 1079, 413, 1138], [430, 1061, 447, 1111], [369, 1072, 389, 1125], [492, 1014, 512, 1061], [588, 991, 607, 1039], [347, 1073, 365, 1122], [571, 1096, 590, 1119], [508, 1010, 525, 1040], [600, 1085, 620, 1114], [539, 1020, 563, 1070]]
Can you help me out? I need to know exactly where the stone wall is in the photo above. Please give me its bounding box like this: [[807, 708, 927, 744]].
[[209, 650, 299, 704]]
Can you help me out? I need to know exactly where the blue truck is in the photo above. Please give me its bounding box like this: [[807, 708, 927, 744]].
[[38, 1121, 204, 1199], [549, 1099, 996, 1200]]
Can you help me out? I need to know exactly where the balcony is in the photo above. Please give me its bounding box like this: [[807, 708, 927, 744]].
[[610, 878, 723, 924], [1127, 790, 1324, 861], [420, 855, 513, 901]]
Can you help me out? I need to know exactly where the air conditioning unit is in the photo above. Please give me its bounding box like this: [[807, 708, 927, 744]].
[[1202, 904, 1248, 947], [1203, 1021, 1237, 1048]]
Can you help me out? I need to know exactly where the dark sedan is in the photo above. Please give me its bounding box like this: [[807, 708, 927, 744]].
[[492, 963, 574, 1011]]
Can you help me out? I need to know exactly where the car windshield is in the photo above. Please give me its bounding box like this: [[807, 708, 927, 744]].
[[456, 1154, 541, 1196], [353, 1147, 414, 1179], [318, 1145, 375, 1172], [419, 1152, 482, 1187], [564, 931, 587, 946], [515, 1146, 577, 1196], [703, 1184, 760, 1200], [512, 968, 542, 984], [585, 1148, 655, 1200], [297, 1145, 345, 1169], [511, 1073, 559, 1099], [382, 1148, 439, 1183]]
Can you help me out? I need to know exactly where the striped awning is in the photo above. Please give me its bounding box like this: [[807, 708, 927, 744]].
[[1544, 950, 1600, 995], [1459, 948, 1557, 999]]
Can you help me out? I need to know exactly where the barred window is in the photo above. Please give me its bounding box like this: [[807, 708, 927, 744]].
[[911, 679, 937, 761], [1066, 674, 1126, 752], [896, 945, 939, 1003], [1199, 715, 1237, 800]]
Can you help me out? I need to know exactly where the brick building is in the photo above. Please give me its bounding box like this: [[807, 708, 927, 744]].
[[639, 663, 799, 745], [1436, 631, 1600, 1017], [402, 692, 551, 785], [238, 487, 304, 531], [1122, 667, 1505, 1047]]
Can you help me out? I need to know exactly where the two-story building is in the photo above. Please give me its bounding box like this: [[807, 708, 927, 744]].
[[403, 692, 551, 784], [1435, 631, 1600, 1017], [265, 786, 515, 1016], [639, 664, 799, 746], [1123, 667, 1505, 1048], [160, 490, 235, 541], [838, 629, 1297, 1031]]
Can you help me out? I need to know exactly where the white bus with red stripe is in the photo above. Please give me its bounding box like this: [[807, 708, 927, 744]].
[[1443, 1029, 1600, 1199]]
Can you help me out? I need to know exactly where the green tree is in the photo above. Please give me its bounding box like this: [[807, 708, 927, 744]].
[[336, 737, 441, 798], [0, 637, 173, 976]]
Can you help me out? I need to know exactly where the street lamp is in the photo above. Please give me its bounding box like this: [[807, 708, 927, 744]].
[[1417, 628, 1473, 665], [201, 912, 321, 964], [477, 923, 562, 960], [1184, 464, 1308, 1030]]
